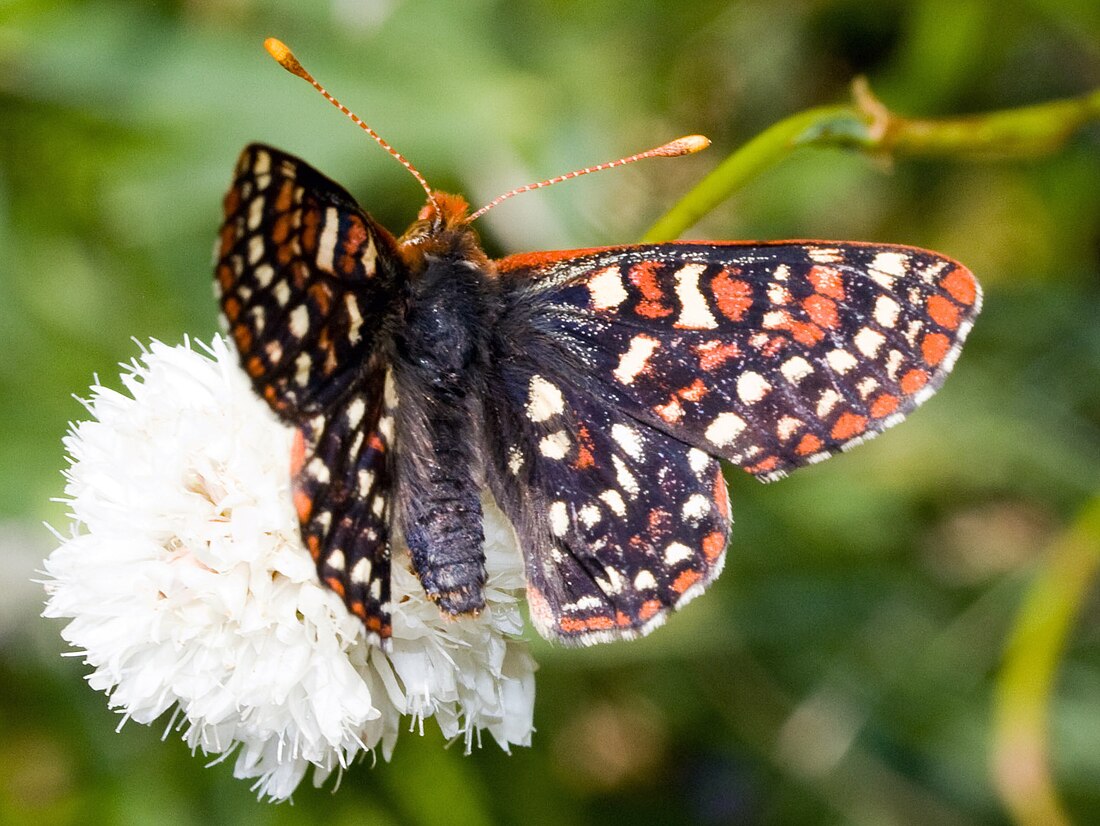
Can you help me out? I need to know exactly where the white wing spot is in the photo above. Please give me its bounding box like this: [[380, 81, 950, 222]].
[[255, 263, 274, 287], [600, 490, 626, 517], [886, 349, 904, 380], [248, 235, 264, 265], [777, 415, 803, 441], [737, 371, 771, 404], [345, 294, 364, 343], [614, 335, 660, 385], [874, 295, 901, 328], [688, 448, 711, 474], [612, 455, 640, 496], [578, 503, 601, 528], [247, 197, 264, 230], [854, 327, 885, 358], [307, 457, 330, 484], [539, 430, 570, 460], [357, 469, 375, 496], [587, 266, 628, 310], [508, 445, 524, 476], [611, 423, 644, 460], [857, 377, 880, 398], [253, 149, 271, 175], [682, 494, 710, 524], [634, 570, 658, 591], [808, 248, 842, 264], [816, 389, 841, 417], [350, 557, 372, 585], [326, 548, 346, 571], [826, 349, 858, 374], [872, 251, 908, 278], [674, 264, 718, 329], [527, 375, 565, 422], [549, 501, 569, 537], [664, 542, 693, 564], [317, 207, 339, 272], [781, 356, 813, 383], [705, 412, 746, 447], [288, 305, 310, 338], [294, 352, 312, 386], [346, 397, 366, 428]]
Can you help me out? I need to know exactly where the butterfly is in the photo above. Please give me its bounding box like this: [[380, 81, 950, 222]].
[[214, 40, 981, 649]]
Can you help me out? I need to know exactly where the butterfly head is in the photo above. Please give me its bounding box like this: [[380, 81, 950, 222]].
[[397, 192, 492, 270]]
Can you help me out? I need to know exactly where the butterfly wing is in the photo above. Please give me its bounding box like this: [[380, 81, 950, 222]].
[[497, 242, 980, 480], [482, 363, 729, 643], [489, 241, 979, 643], [217, 145, 403, 644], [215, 143, 401, 420]]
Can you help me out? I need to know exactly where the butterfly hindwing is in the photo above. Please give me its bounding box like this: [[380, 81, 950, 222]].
[[293, 363, 396, 647], [498, 242, 980, 480], [484, 356, 730, 643], [216, 144, 401, 420]]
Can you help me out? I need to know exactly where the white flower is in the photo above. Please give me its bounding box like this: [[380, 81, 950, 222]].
[[41, 336, 536, 801]]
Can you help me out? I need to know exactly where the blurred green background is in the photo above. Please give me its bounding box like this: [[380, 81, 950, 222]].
[[2, 1, 1099, 824]]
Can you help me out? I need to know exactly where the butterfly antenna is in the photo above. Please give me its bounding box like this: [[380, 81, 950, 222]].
[[468, 134, 710, 223], [264, 38, 439, 211]]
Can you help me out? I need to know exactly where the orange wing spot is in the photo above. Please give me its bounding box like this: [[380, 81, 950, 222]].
[[366, 615, 383, 633], [796, 433, 823, 455], [275, 180, 295, 212], [921, 332, 950, 366], [222, 296, 242, 322], [678, 378, 708, 401], [616, 610, 632, 627], [350, 601, 367, 619], [218, 226, 237, 259], [940, 267, 977, 305], [584, 617, 615, 633], [808, 265, 846, 300], [655, 395, 684, 424], [831, 412, 868, 441], [765, 309, 825, 346], [245, 355, 265, 378], [713, 470, 730, 520], [900, 368, 929, 394], [306, 534, 321, 560], [747, 456, 779, 474], [308, 282, 332, 315], [368, 433, 386, 452], [325, 576, 345, 598], [272, 212, 293, 244], [232, 323, 253, 352], [803, 294, 838, 328], [639, 600, 662, 621], [216, 261, 235, 291], [343, 218, 368, 253], [672, 568, 702, 595], [223, 187, 241, 216], [927, 295, 961, 330], [276, 243, 294, 266], [711, 268, 753, 322], [870, 393, 900, 418], [293, 489, 312, 522], [263, 384, 279, 406], [574, 424, 596, 469], [629, 261, 673, 318], [559, 617, 586, 634], [696, 340, 741, 371], [702, 531, 726, 562], [290, 430, 306, 476]]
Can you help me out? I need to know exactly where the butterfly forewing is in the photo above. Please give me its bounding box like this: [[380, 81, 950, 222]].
[[216, 144, 400, 420], [498, 242, 980, 480]]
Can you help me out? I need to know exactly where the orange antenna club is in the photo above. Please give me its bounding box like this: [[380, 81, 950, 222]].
[[468, 134, 711, 222], [263, 37, 438, 210]]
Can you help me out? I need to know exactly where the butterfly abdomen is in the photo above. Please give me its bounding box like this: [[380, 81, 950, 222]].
[[391, 252, 500, 615]]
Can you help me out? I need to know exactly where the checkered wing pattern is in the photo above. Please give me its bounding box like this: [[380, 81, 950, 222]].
[[484, 362, 730, 644], [217, 145, 404, 646], [291, 363, 396, 647], [491, 241, 978, 642], [215, 144, 399, 420], [499, 242, 981, 480]]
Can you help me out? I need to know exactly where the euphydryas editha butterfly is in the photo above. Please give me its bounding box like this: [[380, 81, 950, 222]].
[[215, 40, 981, 648]]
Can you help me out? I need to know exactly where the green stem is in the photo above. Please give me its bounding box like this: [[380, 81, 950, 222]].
[[991, 497, 1100, 826], [642, 82, 1100, 242]]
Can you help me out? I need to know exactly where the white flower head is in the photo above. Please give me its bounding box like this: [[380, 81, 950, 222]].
[[41, 336, 536, 801]]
